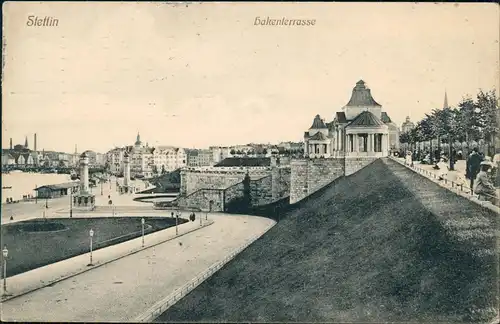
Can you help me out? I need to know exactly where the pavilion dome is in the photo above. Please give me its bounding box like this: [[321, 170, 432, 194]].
[[347, 110, 385, 127], [345, 80, 381, 107], [310, 114, 328, 129]]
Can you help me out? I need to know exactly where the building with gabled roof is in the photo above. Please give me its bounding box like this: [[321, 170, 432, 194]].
[[304, 80, 394, 158]]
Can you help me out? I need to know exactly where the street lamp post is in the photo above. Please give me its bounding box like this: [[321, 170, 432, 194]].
[[88, 229, 94, 266], [70, 187, 73, 218], [199, 212, 202, 226], [141, 218, 145, 247], [2, 246, 9, 297], [45, 197, 48, 209], [35, 184, 38, 204], [101, 181, 103, 196], [175, 212, 179, 236]]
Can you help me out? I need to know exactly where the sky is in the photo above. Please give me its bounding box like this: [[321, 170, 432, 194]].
[[2, 2, 499, 153]]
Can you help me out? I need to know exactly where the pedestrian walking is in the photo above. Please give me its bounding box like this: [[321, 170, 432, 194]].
[[436, 158, 449, 180], [474, 161, 497, 203], [405, 151, 413, 166], [466, 147, 483, 190]]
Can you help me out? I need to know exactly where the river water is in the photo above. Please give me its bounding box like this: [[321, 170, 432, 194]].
[[1, 172, 72, 203]]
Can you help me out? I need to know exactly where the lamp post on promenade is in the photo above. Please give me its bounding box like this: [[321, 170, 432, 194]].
[[70, 187, 73, 218], [101, 181, 103, 196], [35, 184, 38, 204], [175, 212, 179, 236], [88, 229, 94, 266], [2, 246, 10, 297], [45, 197, 48, 209], [141, 218, 145, 247]]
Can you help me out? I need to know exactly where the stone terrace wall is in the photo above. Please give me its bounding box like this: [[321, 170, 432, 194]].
[[180, 167, 271, 195], [272, 167, 291, 201], [176, 189, 224, 212], [290, 160, 308, 204], [250, 175, 273, 206], [177, 166, 290, 211], [224, 181, 245, 206], [290, 158, 345, 204], [345, 157, 378, 176]]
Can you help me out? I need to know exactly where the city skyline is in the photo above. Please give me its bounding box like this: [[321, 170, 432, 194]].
[[3, 2, 499, 153]]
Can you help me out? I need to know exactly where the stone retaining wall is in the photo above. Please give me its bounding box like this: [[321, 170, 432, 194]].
[[180, 168, 271, 196], [250, 175, 273, 206], [345, 157, 378, 176], [290, 158, 345, 204], [177, 166, 291, 211], [176, 189, 224, 212]]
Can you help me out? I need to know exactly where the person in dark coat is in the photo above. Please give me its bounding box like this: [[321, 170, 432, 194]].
[[466, 147, 483, 190]]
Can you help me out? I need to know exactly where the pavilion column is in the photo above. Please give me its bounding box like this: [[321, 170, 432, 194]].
[[337, 129, 340, 151], [354, 134, 358, 152], [382, 134, 387, 154], [336, 129, 339, 150], [368, 134, 373, 152], [340, 129, 344, 151]]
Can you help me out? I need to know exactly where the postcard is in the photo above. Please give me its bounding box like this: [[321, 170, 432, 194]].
[[1, 2, 499, 323]]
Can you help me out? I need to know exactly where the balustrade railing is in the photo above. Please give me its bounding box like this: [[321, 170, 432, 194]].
[[134, 221, 276, 322], [390, 156, 499, 207]]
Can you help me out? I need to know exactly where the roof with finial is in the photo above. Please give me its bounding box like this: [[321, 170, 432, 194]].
[[135, 132, 142, 146], [345, 80, 381, 107], [347, 110, 385, 127], [380, 112, 393, 123], [24, 136, 28, 148], [310, 115, 328, 129]]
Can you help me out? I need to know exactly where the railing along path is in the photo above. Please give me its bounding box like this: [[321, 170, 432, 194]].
[[134, 220, 276, 322]]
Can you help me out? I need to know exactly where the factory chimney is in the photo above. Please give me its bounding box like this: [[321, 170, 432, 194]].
[[34, 133, 37, 152], [9, 138, 12, 150]]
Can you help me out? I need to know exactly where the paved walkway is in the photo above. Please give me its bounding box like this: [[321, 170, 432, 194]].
[[1, 214, 212, 301], [1, 178, 154, 225], [394, 157, 499, 211], [1, 213, 275, 322]]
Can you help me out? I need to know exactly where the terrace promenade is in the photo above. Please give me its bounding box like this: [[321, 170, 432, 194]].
[[156, 158, 498, 323], [1, 213, 275, 322]]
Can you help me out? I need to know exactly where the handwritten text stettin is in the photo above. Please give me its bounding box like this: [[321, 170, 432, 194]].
[[26, 15, 59, 27]]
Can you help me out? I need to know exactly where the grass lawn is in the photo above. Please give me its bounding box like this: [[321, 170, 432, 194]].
[[156, 159, 498, 323], [1, 217, 187, 277]]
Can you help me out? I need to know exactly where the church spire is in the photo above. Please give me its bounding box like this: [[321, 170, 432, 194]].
[[443, 90, 449, 109], [135, 132, 142, 146], [24, 136, 28, 149]]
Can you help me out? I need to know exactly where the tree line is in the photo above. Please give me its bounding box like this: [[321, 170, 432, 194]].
[[399, 89, 499, 162]]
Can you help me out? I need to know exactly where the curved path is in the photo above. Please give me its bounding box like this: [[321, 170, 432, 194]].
[[1, 213, 275, 322]]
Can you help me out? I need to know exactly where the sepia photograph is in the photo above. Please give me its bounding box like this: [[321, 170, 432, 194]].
[[1, 2, 499, 323]]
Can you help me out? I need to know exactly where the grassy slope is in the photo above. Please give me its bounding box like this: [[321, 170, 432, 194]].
[[1, 217, 186, 276], [157, 159, 498, 323]]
